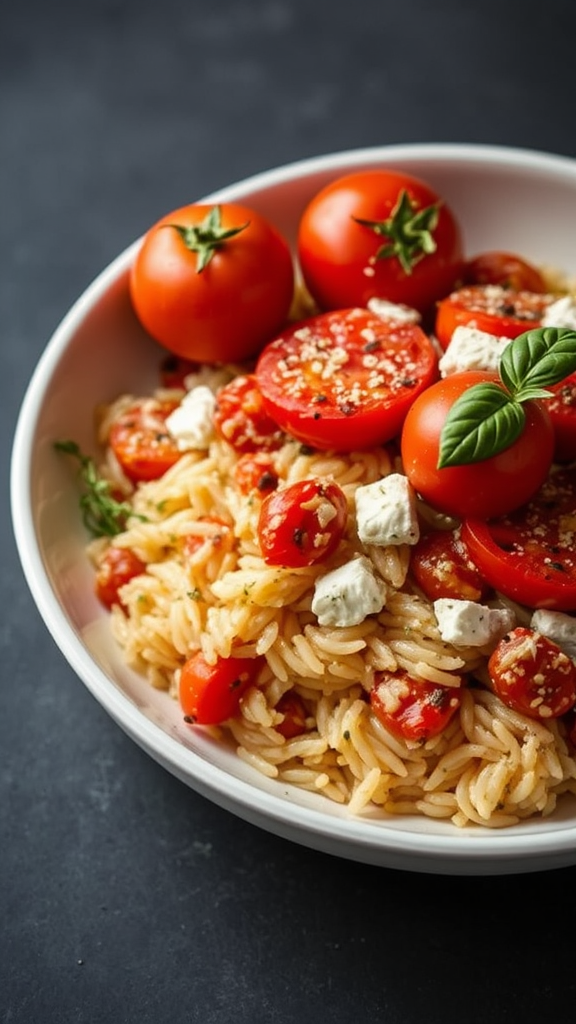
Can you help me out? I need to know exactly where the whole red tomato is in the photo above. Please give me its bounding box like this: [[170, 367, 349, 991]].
[[130, 202, 295, 364], [400, 370, 554, 519], [297, 170, 463, 315]]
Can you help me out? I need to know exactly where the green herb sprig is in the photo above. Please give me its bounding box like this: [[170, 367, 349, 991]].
[[54, 440, 147, 537], [438, 327, 576, 468]]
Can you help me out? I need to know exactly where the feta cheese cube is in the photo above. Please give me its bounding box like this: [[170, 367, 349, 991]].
[[311, 555, 387, 627], [438, 325, 511, 377], [541, 294, 576, 330], [165, 385, 216, 451], [530, 608, 576, 662], [355, 474, 420, 547], [433, 598, 516, 647]]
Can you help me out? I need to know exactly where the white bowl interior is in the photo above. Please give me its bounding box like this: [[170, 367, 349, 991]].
[[11, 144, 576, 874]]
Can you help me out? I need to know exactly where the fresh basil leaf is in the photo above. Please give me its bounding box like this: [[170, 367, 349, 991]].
[[437, 383, 525, 468], [500, 327, 576, 396]]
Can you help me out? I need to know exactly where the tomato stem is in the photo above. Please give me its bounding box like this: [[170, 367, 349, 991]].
[[166, 205, 249, 272], [353, 189, 440, 275]]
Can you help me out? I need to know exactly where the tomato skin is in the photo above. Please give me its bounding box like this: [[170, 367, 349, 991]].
[[256, 308, 439, 452], [297, 170, 463, 314], [488, 627, 576, 720], [461, 469, 576, 611], [213, 374, 286, 453], [130, 203, 295, 364], [183, 517, 234, 560], [257, 478, 348, 568], [410, 528, 491, 603], [95, 546, 146, 609], [234, 452, 279, 496], [370, 670, 463, 743], [463, 251, 547, 293], [109, 398, 182, 482], [546, 371, 576, 463], [435, 285, 552, 350], [179, 652, 263, 725], [400, 370, 554, 519]]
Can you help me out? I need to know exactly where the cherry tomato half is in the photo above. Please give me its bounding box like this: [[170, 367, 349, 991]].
[[400, 370, 554, 519], [130, 202, 295, 364], [545, 371, 576, 463], [460, 468, 576, 611], [370, 670, 463, 743], [95, 546, 146, 609], [179, 652, 263, 725], [435, 285, 553, 350], [297, 169, 463, 314], [256, 308, 439, 452], [410, 527, 491, 603], [109, 397, 182, 482], [213, 374, 286, 453], [257, 478, 348, 568], [463, 251, 547, 293], [488, 627, 576, 720]]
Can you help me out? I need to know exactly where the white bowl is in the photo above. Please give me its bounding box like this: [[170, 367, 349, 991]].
[[11, 143, 576, 875]]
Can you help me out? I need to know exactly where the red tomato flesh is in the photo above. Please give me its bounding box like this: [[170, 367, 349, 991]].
[[257, 478, 348, 568], [179, 652, 263, 725], [95, 546, 146, 609], [213, 373, 286, 452], [400, 370, 554, 520], [256, 308, 439, 451], [370, 670, 463, 743], [488, 627, 576, 720], [109, 398, 182, 483], [410, 528, 491, 603], [461, 469, 576, 611], [435, 285, 553, 350]]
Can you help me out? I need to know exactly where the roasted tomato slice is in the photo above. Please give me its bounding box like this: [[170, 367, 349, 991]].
[[461, 469, 576, 611], [370, 670, 463, 743], [435, 285, 553, 350], [95, 546, 146, 609], [256, 308, 439, 451], [410, 527, 491, 603], [213, 373, 286, 453], [488, 627, 576, 720]]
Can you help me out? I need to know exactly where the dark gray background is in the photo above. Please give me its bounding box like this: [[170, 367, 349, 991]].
[[2, 1, 576, 1021]]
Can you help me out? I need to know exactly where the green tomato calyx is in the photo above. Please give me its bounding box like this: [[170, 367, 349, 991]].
[[167, 206, 249, 273], [354, 189, 440, 275]]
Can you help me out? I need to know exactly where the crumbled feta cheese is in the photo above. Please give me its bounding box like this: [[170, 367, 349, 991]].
[[438, 325, 511, 377], [367, 297, 421, 325], [541, 295, 576, 330], [311, 555, 387, 628], [433, 598, 516, 647], [530, 608, 576, 662], [355, 474, 420, 547], [165, 386, 216, 450]]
